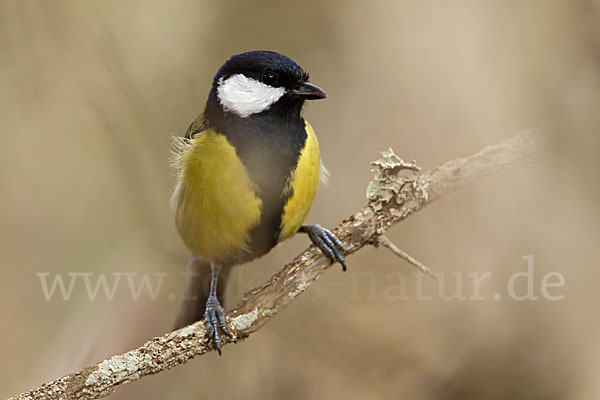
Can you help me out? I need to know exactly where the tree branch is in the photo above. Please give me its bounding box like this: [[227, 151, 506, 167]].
[[374, 234, 437, 279], [11, 130, 544, 400]]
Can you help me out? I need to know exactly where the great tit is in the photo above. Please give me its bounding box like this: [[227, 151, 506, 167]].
[[170, 51, 346, 353]]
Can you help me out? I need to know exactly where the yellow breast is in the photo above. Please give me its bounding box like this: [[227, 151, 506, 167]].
[[278, 121, 321, 242], [171, 129, 262, 262]]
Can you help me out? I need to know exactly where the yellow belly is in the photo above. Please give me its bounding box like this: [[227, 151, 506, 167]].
[[171, 129, 262, 262], [278, 121, 321, 242], [171, 121, 321, 262]]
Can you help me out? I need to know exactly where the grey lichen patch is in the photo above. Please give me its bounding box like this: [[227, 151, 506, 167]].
[[416, 178, 429, 203], [366, 148, 422, 210], [395, 177, 430, 205], [177, 325, 198, 338], [353, 206, 375, 226], [261, 309, 275, 317], [85, 353, 145, 387], [298, 253, 311, 264], [288, 282, 309, 299], [230, 308, 259, 331]]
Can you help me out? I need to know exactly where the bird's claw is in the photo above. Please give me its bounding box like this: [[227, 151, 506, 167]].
[[204, 295, 232, 355], [303, 224, 347, 271]]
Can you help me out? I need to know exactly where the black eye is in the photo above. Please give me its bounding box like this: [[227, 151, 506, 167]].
[[262, 70, 278, 85]]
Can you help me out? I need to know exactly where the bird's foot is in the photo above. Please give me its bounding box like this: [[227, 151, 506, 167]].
[[301, 224, 347, 271], [204, 295, 232, 355]]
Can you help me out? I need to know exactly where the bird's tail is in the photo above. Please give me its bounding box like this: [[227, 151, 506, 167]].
[[173, 256, 229, 330]]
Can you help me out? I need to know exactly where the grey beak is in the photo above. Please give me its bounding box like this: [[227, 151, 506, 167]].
[[291, 82, 327, 100]]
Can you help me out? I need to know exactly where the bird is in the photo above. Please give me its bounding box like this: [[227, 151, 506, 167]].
[[170, 50, 346, 353]]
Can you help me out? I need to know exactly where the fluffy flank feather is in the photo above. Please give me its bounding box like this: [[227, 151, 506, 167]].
[[169, 135, 192, 211], [170, 135, 192, 172], [320, 162, 331, 187]]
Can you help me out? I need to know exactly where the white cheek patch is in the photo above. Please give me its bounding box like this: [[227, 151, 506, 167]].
[[217, 74, 286, 118]]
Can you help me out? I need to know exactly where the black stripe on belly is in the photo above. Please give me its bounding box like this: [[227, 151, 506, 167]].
[[204, 100, 307, 261]]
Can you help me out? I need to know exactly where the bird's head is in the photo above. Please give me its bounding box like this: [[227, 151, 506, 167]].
[[205, 51, 326, 122]]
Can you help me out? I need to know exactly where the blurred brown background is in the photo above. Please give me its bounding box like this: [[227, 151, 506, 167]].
[[1, 1, 599, 399]]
